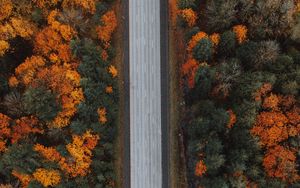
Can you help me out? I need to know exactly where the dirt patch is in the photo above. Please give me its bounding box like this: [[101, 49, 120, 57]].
[[169, 0, 188, 187], [112, 0, 126, 187]]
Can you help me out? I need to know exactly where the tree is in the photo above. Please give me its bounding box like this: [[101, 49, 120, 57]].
[[218, 30, 236, 57], [96, 11, 117, 46], [206, 0, 237, 32], [193, 38, 213, 62], [232, 25, 248, 44], [212, 59, 241, 98], [179, 8, 198, 27], [23, 87, 61, 122]]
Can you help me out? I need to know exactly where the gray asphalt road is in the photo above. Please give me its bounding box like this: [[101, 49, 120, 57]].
[[129, 0, 162, 187]]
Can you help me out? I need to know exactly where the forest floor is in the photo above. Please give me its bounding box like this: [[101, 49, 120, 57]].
[[112, 0, 126, 187], [169, 0, 188, 187]]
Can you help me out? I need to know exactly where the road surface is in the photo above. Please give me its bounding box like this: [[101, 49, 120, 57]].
[[129, 0, 162, 187]]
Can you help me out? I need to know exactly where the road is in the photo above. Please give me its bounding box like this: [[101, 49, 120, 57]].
[[129, 0, 162, 187]]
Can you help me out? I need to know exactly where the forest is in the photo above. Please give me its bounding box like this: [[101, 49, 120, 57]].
[[177, 0, 300, 187], [0, 0, 120, 187]]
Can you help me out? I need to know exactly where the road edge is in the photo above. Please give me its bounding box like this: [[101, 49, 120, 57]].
[[161, 0, 170, 187], [123, 0, 130, 187]]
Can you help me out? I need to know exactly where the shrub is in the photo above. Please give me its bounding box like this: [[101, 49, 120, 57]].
[[192, 38, 213, 62]]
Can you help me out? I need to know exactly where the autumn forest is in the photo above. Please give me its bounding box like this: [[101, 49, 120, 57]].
[[0, 0, 119, 187], [176, 0, 300, 187], [0, 0, 300, 187]]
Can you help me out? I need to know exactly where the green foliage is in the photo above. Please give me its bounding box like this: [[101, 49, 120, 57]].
[[181, 0, 300, 187], [193, 65, 216, 99], [237, 41, 279, 70], [23, 87, 61, 122], [213, 59, 241, 98], [236, 41, 259, 69], [0, 144, 39, 175], [178, 0, 198, 9], [71, 38, 118, 187], [206, 0, 237, 32], [218, 31, 236, 57], [232, 71, 276, 101], [240, 0, 296, 39], [3, 91, 24, 117], [264, 55, 294, 73], [193, 38, 213, 62]]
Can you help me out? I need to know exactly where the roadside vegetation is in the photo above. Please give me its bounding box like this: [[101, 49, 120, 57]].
[[0, 0, 120, 187], [177, 0, 300, 187]]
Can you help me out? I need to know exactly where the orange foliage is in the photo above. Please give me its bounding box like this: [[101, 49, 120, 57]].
[[0, 23, 15, 40], [34, 27, 63, 57], [15, 56, 46, 85], [0, 114, 41, 150], [209, 33, 220, 47], [181, 58, 199, 89], [101, 50, 109, 61], [13, 56, 84, 128], [35, 131, 100, 178], [108, 65, 118, 78], [0, 40, 9, 56], [105, 86, 113, 94], [62, 131, 100, 177], [180, 8, 198, 27], [233, 25, 247, 44], [195, 160, 207, 177], [187, 31, 208, 53], [34, 144, 62, 162], [262, 93, 279, 110], [35, 65, 84, 128], [280, 95, 296, 109], [8, 76, 18, 87], [251, 94, 299, 147], [98, 107, 108, 124], [10, 17, 35, 39], [12, 168, 61, 188], [252, 93, 300, 182], [34, 24, 74, 64], [227, 109, 237, 129], [47, 10, 76, 41], [251, 111, 289, 147], [32, 0, 59, 8], [263, 145, 299, 182], [97, 11, 117, 46], [12, 171, 31, 188], [62, 0, 97, 14], [33, 168, 61, 187], [11, 116, 43, 144], [253, 83, 272, 101], [0, 0, 13, 21], [0, 113, 11, 152]]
